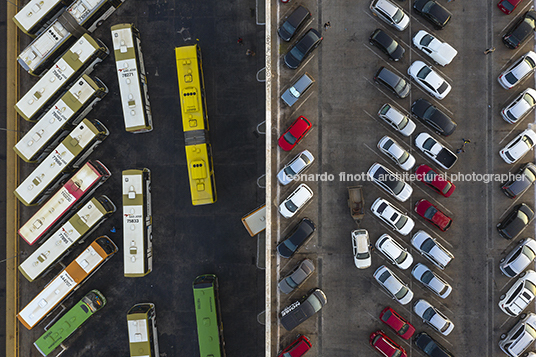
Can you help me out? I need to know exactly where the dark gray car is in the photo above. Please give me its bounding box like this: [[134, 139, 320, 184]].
[[277, 218, 317, 258], [411, 98, 457, 136], [374, 67, 411, 98], [278, 5, 311, 42], [284, 28, 323, 69], [280, 288, 327, 331], [281, 73, 315, 107], [278, 259, 315, 294], [501, 162, 536, 199]]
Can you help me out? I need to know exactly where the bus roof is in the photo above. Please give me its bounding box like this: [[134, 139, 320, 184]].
[[13, 0, 67, 35], [123, 170, 147, 276]]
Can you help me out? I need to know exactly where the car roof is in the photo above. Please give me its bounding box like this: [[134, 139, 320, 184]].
[[375, 0, 399, 15], [377, 67, 402, 87], [286, 5, 311, 27]]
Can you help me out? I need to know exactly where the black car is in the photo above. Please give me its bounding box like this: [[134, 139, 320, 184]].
[[501, 162, 536, 198], [284, 28, 323, 69], [280, 288, 327, 331], [277, 218, 317, 258], [411, 98, 457, 136], [503, 10, 536, 49], [374, 67, 411, 99], [414, 332, 454, 357], [369, 29, 405, 61], [278, 5, 312, 42], [497, 203, 535, 239], [413, 0, 452, 29]]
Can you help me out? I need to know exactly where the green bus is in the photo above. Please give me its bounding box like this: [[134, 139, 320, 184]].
[[193, 274, 226, 357], [127, 303, 159, 357], [33, 290, 106, 356]]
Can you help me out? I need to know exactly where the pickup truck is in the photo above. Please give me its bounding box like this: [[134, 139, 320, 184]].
[[415, 132, 458, 170]]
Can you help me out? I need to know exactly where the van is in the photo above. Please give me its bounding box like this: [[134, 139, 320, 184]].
[[281, 73, 315, 107]]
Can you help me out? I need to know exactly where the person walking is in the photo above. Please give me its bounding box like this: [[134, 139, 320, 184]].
[[237, 37, 244, 45], [484, 47, 495, 55], [323, 22, 331, 30], [246, 49, 256, 56]]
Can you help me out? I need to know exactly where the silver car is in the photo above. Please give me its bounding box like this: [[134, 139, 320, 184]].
[[373, 265, 414, 305], [411, 230, 454, 270], [377, 136, 416, 171], [369, 0, 410, 31], [412, 263, 452, 298], [499, 270, 536, 317], [501, 238, 536, 278], [281, 73, 315, 107], [367, 162, 413, 202], [413, 299, 454, 336], [352, 229, 372, 269], [499, 312, 536, 357], [378, 103, 416, 136], [375, 233, 413, 270], [501, 88, 536, 124], [278, 259, 315, 294], [277, 150, 315, 185]]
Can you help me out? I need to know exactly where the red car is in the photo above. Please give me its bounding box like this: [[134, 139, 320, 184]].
[[278, 116, 312, 151], [379, 307, 416, 340], [278, 335, 312, 357], [498, 0, 524, 15], [414, 199, 453, 232], [369, 330, 407, 357], [415, 164, 456, 197]]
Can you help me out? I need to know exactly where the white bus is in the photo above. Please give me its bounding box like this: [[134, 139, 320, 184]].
[[14, 119, 109, 206], [111, 23, 153, 133], [13, 0, 74, 36], [16, 34, 108, 121], [123, 169, 152, 277], [17, 0, 125, 77], [19, 195, 116, 282], [14, 75, 108, 163]]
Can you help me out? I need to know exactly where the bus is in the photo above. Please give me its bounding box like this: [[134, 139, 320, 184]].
[[19, 195, 116, 282], [17, 0, 125, 77], [111, 23, 153, 133], [13, 0, 74, 37], [127, 303, 160, 357], [17, 236, 117, 330], [14, 119, 109, 207], [174, 45, 216, 205], [19, 160, 111, 245], [14, 75, 108, 163], [122, 169, 152, 277], [33, 289, 106, 356], [16, 35, 108, 123], [193, 274, 226, 357]]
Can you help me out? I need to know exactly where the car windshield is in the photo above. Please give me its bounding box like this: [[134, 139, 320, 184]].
[[392, 350, 402, 357], [526, 56, 536, 68], [523, 135, 535, 147], [441, 182, 452, 195], [437, 82, 449, 94], [381, 310, 392, 322], [527, 324, 536, 339], [283, 239, 298, 252], [423, 106, 436, 120], [505, 72, 519, 85], [284, 165, 297, 177], [307, 294, 323, 312], [423, 1, 435, 13], [422, 306, 436, 321], [398, 324, 409, 335], [423, 138, 436, 150], [380, 171, 405, 195], [395, 251, 408, 264], [392, 9, 404, 24], [440, 321, 451, 333], [524, 92, 536, 106], [281, 21, 296, 35], [424, 170, 436, 183], [285, 276, 299, 288], [357, 251, 370, 259], [398, 115, 409, 129], [420, 34, 434, 46], [300, 153, 311, 165], [394, 79, 408, 94], [399, 151, 410, 164], [395, 286, 409, 300], [290, 87, 300, 98], [421, 271, 435, 284], [526, 280, 536, 295], [506, 110, 518, 122], [424, 206, 438, 220], [505, 151, 516, 162], [284, 200, 298, 213], [380, 104, 391, 115], [289, 46, 306, 62], [501, 0, 515, 12], [394, 215, 408, 230], [417, 66, 432, 80], [383, 139, 394, 150], [421, 238, 436, 253], [284, 132, 298, 145], [523, 245, 536, 261], [386, 41, 398, 54]]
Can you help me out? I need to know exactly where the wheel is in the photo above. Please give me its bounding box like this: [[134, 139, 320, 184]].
[[500, 294, 505, 300], [500, 333, 507, 340]]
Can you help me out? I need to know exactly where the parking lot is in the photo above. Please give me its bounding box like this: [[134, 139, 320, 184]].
[[268, 0, 536, 356]]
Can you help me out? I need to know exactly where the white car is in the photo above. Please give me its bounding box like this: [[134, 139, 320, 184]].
[[498, 51, 536, 90], [408, 61, 452, 100], [501, 238, 536, 278], [499, 270, 536, 317], [411, 230, 454, 270], [367, 163, 413, 202], [278, 183, 313, 218], [499, 313, 536, 357], [375, 234, 413, 269], [377, 136, 416, 171], [277, 150, 315, 185], [415, 132, 458, 170], [413, 299, 454, 336], [373, 265, 414, 305], [371, 197, 415, 235], [499, 129, 536, 164], [412, 263, 452, 298], [501, 88, 536, 124], [378, 103, 416, 136], [369, 0, 410, 31], [412, 30, 458, 66], [352, 229, 372, 269]]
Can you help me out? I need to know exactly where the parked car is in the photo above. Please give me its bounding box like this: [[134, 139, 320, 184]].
[[499, 270, 536, 316], [278, 259, 315, 294], [499, 129, 536, 164], [371, 198, 415, 236], [500, 238, 536, 278], [278, 116, 312, 151], [415, 164, 456, 197], [376, 234, 413, 270], [280, 288, 327, 331], [370, 28, 405, 61], [374, 265, 414, 305], [498, 0, 525, 15], [413, 299, 454, 336], [414, 199, 453, 232], [277, 150, 315, 185], [503, 10, 536, 49], [367, 162, 413, 202], [502, 88, 536, 124], [412, 263, 452, 298], [415, 132, 458, 170], [374, 67, 411, 99], [498, 51, 536, 89], [411, 98, 456, 136], [370, 330, 408, 357], [411, 230, 454, 270], [352, 229, 372, 269], [379, 306, 416, 340], [413, 0, 452, 29], [282, 73, 315, 107], [499, 312, 536, 357], [284, 28, 323, 69], [278, 5, 312, 42], [279, 184, 314, 219], [412, 30, 457, 66], [378, 103, 416, 136], [501, 162, 536, 198], [414, 332, 454, 357], [277, 335, 312, 357], [497, 203, 535, 240], [277, 218, 317, 258], [377, 136, 416, 171], [369, 0, 410, 31], [408, 61, 451, 100]]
